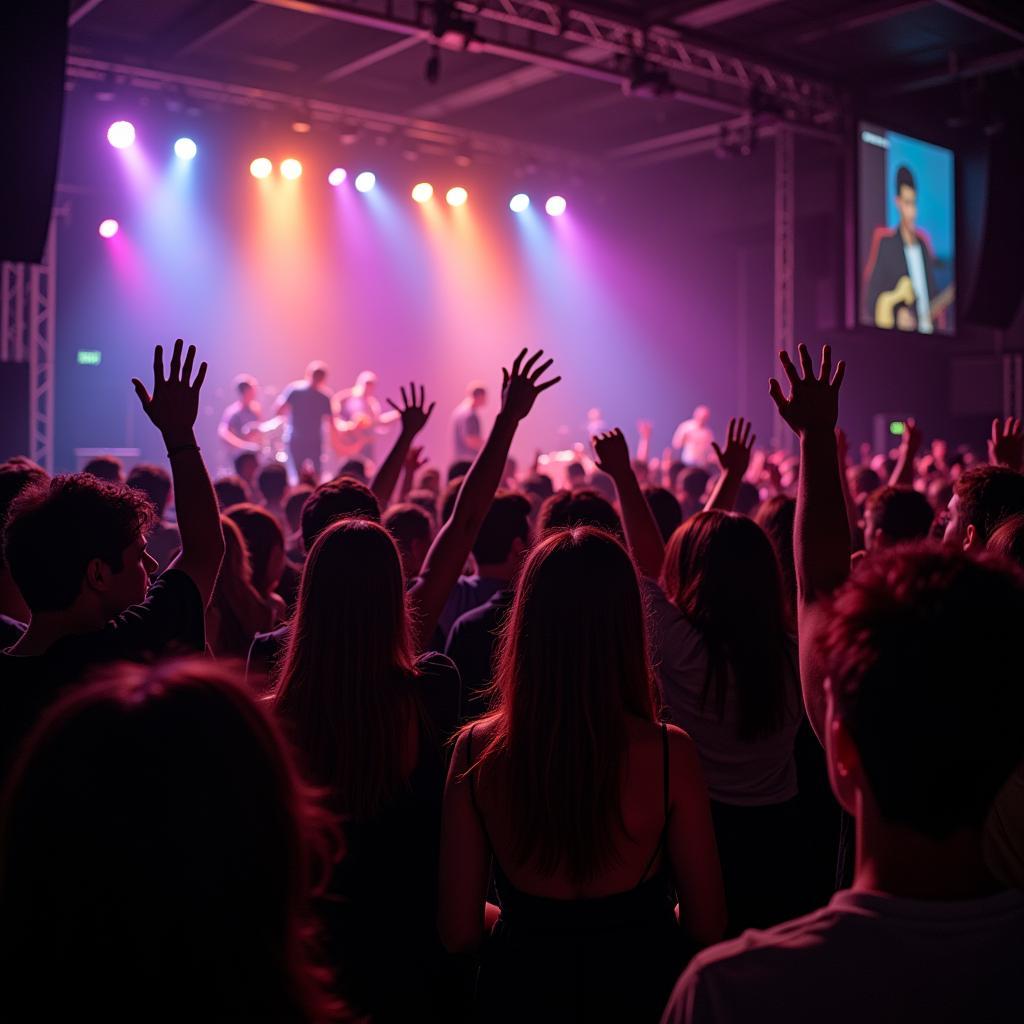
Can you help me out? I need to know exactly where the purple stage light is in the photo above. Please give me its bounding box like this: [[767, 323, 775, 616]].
[[107, 121, 136, 149], [545, 195, 567, 217], [98, 219, 119, 239], [328, 167, 347, 186]]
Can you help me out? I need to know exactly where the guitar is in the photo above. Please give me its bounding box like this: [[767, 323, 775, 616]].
[[331, 413, 375, 458], [875, 275, 955, 330]]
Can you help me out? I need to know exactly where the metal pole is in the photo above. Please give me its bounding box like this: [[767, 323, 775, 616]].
[[773, 125, 795, 452]]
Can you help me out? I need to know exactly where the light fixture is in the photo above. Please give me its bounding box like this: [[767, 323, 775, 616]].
[[280, 158, 303, 180], [354, 171, 376, 193], [98, 218, 119, 239], [173, 137, 197, 160], [107, 121, 136, 149], [328, 167, 347, 186], [509, 193, 530, 213], [545, 195, 567, 217], [446, 186, 468, 207], [411, 182, 434, 203], [249, 157, 273, 179]]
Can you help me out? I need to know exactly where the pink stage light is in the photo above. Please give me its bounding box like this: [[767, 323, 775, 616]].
[[98, 219, 119, 239], [107, 121, 136, 149], [545, 195, 567, 217], [328, 167, 347, 186]]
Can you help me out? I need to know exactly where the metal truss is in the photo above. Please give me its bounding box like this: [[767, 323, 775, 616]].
[[772, 125, 795, 453], [1, 216, 58, 471]]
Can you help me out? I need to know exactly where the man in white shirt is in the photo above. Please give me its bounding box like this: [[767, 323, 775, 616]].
[[672, 405, 714, 466], [661, 545, 1024, 1024]]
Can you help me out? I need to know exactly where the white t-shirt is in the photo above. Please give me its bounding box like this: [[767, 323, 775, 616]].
[[672, 419, 714, 466], [662, 888, 1024, 1024], [644, 581, 802, 806], [903, 242, 933, 333]]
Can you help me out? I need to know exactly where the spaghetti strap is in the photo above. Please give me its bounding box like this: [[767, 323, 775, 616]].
[[636, 723, 672, 888]]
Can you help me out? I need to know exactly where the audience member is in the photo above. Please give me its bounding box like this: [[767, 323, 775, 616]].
[[214, 474, 251, 509], [407, 487, 439, 526], [944, 464, 1024, 550], [256, 461, 290, 532], [863, 485, 934, 550], [538, 487, 623, 537], [754, 495, 796, 627], [644, 484, 684, 542], [127, 463, 181, 572], [233, 449, 259, 491], [675, 467, 710, 520], [0, 458, 47, 638], [82, 454, 124, 484], [285, 484, 313, 561], [226, 503, 290, 619], [383, 502, 434, 580]]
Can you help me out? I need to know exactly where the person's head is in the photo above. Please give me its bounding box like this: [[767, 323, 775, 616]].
[[417, 466, 441, 496], [565, 462, 587, 489], [945, 465, 1024, 550], [214, 475, 251, 510], [538, 488, 623, 539], [0, 458, 48, 577], [226, 504, 286, 598], [474, 527, 656, 881], [734, 480, 761, 518], [851, 466, 882, 500], [355, 369, 376, 395], [300, 477, 380, 552], [863, 486, 934, 550], [643, 485, 683, 543], [675, 466, 710, 504], [127, 464, 172, 520], [256, 462, 288, 505], [895, 164, 917, 231], [82, 455, 124, 484], [823, 546, 1024, 844], [448, 459, 472, 484], [473, 492, 532, 576], [5, 474, 157, 618], [284, 486, 313, 535], [693, 405, 710, 427], [234, 373, 257, 402], [987, 512, 1024, 568], [233, 450, 259, 485], [663, 511, 790, 741], [754, 495, 796, 625], [383, 503, 434, 580], [0, 658, 338, 1021], [276, 520, 414, 817], [337, 459, 368, 485], [305, 361, 328, 386], [406, 488, 438, 527], [521, 472, 554, 504], [468, 381, 487, 408]]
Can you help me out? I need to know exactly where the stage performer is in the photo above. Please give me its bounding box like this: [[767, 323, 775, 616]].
[[218, 375, 263, 462], [332, 370, 399, 463], [672, 405, 715, 467], [451, 382, 487, 461], [273, 361, 334, 481]]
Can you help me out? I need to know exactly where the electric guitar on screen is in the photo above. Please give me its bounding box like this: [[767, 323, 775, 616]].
[[874, 275, 955, 330]]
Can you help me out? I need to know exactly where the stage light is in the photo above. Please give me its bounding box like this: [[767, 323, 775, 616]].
[[354, 171, 376, 193], [280, 158, 303, 180], [446, 186, 468, 207], [411, 182, 434, 203], [328, 167, 347, 186], [107, 121, 135, 149], [98, 218, 119, 239], [249, 157, 273, 179], [545, 195, 567, 217], [174, 137, 197, 160], [509, 193, 530, 213]]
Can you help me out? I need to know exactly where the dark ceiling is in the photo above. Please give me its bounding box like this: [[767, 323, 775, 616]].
[[65, 1, 1024, 167]]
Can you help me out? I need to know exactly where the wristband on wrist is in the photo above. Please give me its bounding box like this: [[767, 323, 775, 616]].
[[167, 443, 201, 458]]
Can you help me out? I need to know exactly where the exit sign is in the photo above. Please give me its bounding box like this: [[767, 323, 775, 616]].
[[77, 350, 102, 365]]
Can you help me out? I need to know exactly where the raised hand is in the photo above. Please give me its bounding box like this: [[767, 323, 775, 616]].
[[132, 339, 207, 445], [989, 416, 1024, 471], [405, 445, 427, 476], [711, 417, 755, 477], [500, 348, 561, 421], [637, 420, 653, 440], [898, 417, 923, 457], [835, 427, 849, 468], [387, 382, 435, 438], [592, 428, 633, 479], [769, 343, 845, 438]]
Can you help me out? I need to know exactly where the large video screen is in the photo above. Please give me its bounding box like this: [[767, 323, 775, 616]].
[[858, 122, 955, 335]]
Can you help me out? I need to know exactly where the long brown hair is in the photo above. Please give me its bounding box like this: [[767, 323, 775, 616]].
[[663, 510, 791, 741], [275, 519, 417, 818], [470, 527, 657, 882]]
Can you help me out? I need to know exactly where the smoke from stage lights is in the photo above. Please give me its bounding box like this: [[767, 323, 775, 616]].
[[446, 186, 468, 207], [328, 167, 347, 186], [509, 193, 530, 213], [545, 195, 567, 217], [411, 182, 434, 203], [249, 157, 273, 179], [107, 121, 136, 149], [355, 171, 376, 193], [174, 137, 197, 160], [98, 219, 119, 239], [280, 158, 303, 180]]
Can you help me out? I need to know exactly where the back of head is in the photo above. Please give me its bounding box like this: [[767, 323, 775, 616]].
[[953, 465, 1024, 545], [338, 459, 368, 485], [987, 512, 1024, 568], [5, 475, 155, 613], [473, 492, 531, 568], [825, 545, 1024, 839], [864, 485, 935, 548], [127, 463, 171, 519], [538, 488, 623, 539], [300, 477, 381, 552], [233, 450, 259, 479], [277, 519, 413, 817], [734, 480, 761, 518], [257, 462, 288, 503], [406, 488, 438, 527], [82, 455, 124, 484], [479, 527, 656, 880], [306, 361, 328, 385], [664, 511, 790, 740], [226, 503, 285, 595], [677, 466, 710, 502], [852, 466, 882, 498], [643, 485, 683, 543], [214, 475, 251, 510], [285, 485, 313, 534], [521, 472, 554, 503], [0, 458, 48, 573], [565, 462, 587, 489], [0, 658, 336, 1021], [383, 503, 433, 577]]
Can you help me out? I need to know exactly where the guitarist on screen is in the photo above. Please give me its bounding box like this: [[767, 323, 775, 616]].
[[865, 165, 953, 333]]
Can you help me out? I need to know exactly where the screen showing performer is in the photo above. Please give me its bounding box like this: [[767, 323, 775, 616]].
[[859, 122, 955, 335]]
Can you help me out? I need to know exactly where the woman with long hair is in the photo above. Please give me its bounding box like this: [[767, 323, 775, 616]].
[[438, 527, 725, 1022], [226, 502, 290, 620], [0, 659, 340, 1023]]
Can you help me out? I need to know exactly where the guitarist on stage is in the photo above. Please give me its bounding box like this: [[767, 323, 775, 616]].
[[218, 374, 264, 461], [332, 370, 399, 464], [865, 165, 952, 333]]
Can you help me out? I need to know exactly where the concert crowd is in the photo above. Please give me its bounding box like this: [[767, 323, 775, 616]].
[[0, 340, 1021, 1022]]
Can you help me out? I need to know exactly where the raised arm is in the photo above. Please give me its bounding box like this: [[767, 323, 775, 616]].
[[370, 383, 434, 509], [704, 417, 755, 513], [836, 428, 862, 550], [888, 417, 922, 487], [400, 446, 426, 502], [636, 419, 652, 466], [132, 340, 225, 606], [989, 416, 1024, 471], [769, 343, 847, 742], [410, 349, 559, 650], [593, 428, 665, 580]]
